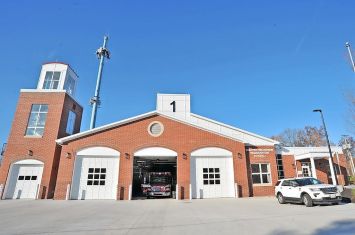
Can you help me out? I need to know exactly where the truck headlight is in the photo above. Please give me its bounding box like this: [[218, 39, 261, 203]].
[[309, 188, 321, 192]]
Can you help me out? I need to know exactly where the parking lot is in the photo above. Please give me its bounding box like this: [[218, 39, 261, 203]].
[[0, 197, 354, 235]]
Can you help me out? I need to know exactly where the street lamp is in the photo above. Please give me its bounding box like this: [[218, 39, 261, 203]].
[[313, 109, 338, 185]]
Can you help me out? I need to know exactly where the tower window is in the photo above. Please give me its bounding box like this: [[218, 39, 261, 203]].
[[66, 111, 76, 135], [25, 104, 48, 136], [43, 71, 61, 89], [64, 74, 75, 95]]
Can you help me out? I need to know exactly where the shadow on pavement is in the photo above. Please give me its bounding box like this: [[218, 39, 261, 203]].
[[267, 220, 355, 235], [313, 220, 355, 235]]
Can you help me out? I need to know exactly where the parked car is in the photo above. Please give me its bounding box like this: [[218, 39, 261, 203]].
[[275, 177, 342, 207]]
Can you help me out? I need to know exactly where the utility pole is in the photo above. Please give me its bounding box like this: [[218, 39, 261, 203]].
[[345, 42, 355, 72], [90, 36, 111, 129]]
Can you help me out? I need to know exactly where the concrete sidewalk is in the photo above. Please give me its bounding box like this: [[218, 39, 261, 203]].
[[0, 197, 354, 235]]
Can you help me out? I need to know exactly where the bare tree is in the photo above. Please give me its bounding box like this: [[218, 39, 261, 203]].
[[271, 126, 327, 147], [271, 128, 299, 147]]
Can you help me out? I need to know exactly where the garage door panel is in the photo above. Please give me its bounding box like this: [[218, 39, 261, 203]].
[[5, 164, 43, 199], [191, 156, 234, 199], [72, 156, 119, 200]]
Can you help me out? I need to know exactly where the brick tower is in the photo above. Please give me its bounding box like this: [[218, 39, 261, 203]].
[[0, 62, 83, 199]]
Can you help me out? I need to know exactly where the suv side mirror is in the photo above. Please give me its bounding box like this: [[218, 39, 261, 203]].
[[291, 182, 299, 187]]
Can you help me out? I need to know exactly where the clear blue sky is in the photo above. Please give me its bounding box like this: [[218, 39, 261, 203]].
[[1, 0, 354, 146]]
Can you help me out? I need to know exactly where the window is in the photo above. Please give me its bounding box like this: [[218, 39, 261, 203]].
[[87, 168, 106, 186], [25, 104, 48, 136], [64, 74, 75, 95], [18, 175, 37, 181], [203, 168, 220, 185], [301, 162, 311, 177], [66, 111, 76, 134], [42, 71, 61, 89], [276, 154, 285, 179], [251, 163, 271, 184]]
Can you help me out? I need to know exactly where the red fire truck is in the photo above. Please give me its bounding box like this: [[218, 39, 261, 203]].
[[141, 172, 172, 198]]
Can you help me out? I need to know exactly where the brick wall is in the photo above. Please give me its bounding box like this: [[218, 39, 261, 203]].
[[55, 115, 254, 200], [281, 155, 296, 178], [246, 146, 278, 196], [0, 91, 82, 199]]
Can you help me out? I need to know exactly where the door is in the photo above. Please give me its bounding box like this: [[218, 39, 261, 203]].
[[301, 163, 311, 177], [71, 156, 119, 200], [5, 164, 43, 199], [191, 156, 234, 199]]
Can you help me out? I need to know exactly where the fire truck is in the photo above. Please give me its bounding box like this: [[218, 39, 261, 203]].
[[141, 172, 172, 198]]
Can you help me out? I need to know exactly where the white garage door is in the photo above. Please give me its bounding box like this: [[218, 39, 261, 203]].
[[5, 164, 43, 199], [191, 148, 235, 199], [71, 156, 119, 200]]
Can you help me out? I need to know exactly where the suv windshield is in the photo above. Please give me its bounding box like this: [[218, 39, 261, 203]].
[[295, 178, 322, 186]]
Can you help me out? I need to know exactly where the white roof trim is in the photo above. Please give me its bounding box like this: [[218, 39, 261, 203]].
[[294, 152, 331, 160], [134, 147, 177, 157], [189, 113, 278, 144], [278, 146, 343, 155], [56, 110, 278, 146]]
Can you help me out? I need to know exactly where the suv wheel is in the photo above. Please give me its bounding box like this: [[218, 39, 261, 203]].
[[302, 194, 313, 207], [277, 193, 286, 204]]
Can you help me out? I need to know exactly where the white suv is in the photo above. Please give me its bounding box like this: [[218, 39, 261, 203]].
[[275, 177, 342, 207]]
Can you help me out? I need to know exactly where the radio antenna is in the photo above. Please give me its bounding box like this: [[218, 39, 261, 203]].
[[90, 36, 111, 129]]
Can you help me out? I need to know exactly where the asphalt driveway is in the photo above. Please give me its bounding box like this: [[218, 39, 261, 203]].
[[0, 197, 354, 235]]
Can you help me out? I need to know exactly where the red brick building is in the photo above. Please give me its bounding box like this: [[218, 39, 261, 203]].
[[0, 63, 353, 200]]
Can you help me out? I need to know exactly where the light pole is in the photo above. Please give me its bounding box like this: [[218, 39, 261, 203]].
[[313, 109, 338, 185]]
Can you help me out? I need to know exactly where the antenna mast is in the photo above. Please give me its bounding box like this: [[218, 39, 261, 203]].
[[345, 42, 355, 72], [90, 36, 111, 129]]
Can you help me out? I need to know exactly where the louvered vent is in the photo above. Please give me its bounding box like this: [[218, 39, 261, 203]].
[[148, 122, 164, 136]]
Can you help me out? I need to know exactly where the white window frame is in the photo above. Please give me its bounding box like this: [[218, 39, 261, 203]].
[[251, 163, 272, 185], [66, 111, 76, 135], [42, 71, 61, 89], [25, 104, 48, 137]]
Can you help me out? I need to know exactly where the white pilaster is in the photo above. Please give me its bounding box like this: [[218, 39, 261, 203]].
[[310, 157, 317, 179], [328, 157, 337, 185]]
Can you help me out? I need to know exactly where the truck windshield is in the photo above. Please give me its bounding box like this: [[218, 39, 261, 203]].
[[151, 177, 169, 184], [295, 178, 322, 186]]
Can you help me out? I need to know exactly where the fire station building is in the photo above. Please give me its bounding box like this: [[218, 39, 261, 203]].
[[0, 63, 352, 200]]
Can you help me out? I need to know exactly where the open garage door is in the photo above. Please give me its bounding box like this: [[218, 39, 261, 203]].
[[132, 147, 177, 199], [71, 147, 120, 200], [4, 159, 44, 199], [191, 147, 235, 199]]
